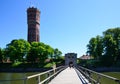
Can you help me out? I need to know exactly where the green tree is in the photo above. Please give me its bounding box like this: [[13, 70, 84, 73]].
[[27, 42, 54, 63], [0, 48, 3, 63], [54, 48, 62, 59], [87, 37, 97, 59], [103, 28, 120, 61], [95, 36, 103, 60], [87, 36, 103, 60], [87, 28, 120, 66], [101, 35, 116, 66], [5, 39, 31, 62]]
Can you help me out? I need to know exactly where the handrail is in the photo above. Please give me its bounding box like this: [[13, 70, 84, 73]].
[[27, 66, 65, 79], [75, 67, 96, 83], [76, 67, 97, 83], [26, 66, 66, 84], [40, 67, 65, 84], [77, 66, 120, 84], [0, 66, 66, 84]]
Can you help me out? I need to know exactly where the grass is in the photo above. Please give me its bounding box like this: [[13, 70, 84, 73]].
[[44, 63, 54, 68], [12, 62, 22, 67], [103, 72, 120, 79], [91, 72, 120, 84]]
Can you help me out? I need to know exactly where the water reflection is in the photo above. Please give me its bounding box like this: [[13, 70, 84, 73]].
[[0, 72, 40, 84]]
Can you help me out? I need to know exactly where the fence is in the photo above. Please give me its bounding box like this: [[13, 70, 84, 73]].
[[0, 66, 66, 84], [77, 66, 120, 84]]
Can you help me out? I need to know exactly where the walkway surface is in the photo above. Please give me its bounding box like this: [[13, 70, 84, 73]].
[[49, 67, 90, 84]]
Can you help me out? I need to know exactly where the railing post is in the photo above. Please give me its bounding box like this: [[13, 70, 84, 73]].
[[115, 79, 120, 84], [48, 72, 51, 83], [38, 75, 40, 84], [23, 77, 27, 84], [96, 75, 101, 84], [88, 72, 92, 83], [44, 72, 50, 84]]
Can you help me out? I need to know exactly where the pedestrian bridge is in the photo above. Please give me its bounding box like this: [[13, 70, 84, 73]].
[[49, 67, 90, 84], [0, 66, 120, 84], [25, 66, 120, 84]]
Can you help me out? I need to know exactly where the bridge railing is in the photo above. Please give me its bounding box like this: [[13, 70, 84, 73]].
[[77, 66, 120, 84], [25, 66, 66, 84], [0, 66, 66, 84]]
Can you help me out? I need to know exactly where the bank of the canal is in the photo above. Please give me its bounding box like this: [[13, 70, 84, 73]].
[[92, 72, 120, 84]]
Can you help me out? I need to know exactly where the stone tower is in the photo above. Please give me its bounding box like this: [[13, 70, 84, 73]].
[[27, 7, 40, 42]]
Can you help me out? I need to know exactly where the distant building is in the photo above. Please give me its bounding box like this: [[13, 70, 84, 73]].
[[65, 53, 77, 66], [79, 55, 92, 60], [27, 7, 40, 42]]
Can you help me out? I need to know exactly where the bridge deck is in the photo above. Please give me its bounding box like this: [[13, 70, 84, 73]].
[[49, 67, 90, 84]]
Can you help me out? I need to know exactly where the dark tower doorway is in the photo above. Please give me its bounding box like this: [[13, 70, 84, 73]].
[[69, 61, 73, 68], [27, 7, 40, 42]]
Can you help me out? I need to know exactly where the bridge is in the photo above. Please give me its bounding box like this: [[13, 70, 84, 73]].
[[0, 65, 120, 84], [49, 67, 89, 84]]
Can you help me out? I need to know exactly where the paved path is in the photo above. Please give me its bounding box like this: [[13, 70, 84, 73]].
[[49, 67, 90, 84]]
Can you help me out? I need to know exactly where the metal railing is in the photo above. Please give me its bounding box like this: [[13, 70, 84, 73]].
[[0, 66, 66, 84], [76, 66, 120, 84]]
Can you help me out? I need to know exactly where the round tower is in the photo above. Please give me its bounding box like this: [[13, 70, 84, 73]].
[[27, 7, 40, 42]]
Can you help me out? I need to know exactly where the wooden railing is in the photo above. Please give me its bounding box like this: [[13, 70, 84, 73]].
[[76, 66, 120, 84], [26, 66, 66, 84], [0, 66, 66, 84]]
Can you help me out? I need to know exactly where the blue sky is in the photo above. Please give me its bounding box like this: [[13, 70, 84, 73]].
[[1, 0, 120, 57]]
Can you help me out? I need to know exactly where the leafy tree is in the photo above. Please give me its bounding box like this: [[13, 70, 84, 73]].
[[87, 27, 120, 66], [5, 39, 31, 62], [103, 28, 120, 61], [53, 48, 62, 59], [87, 36, 103, 60], [87, 37, 97, 59], [27, 42, 54, 63], [0, 48, 3, 63], [95, 36, 103, 60], [102, 35, 116, 66]]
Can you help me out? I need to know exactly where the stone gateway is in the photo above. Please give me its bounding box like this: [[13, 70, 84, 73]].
[[65, 53, 77, 67]]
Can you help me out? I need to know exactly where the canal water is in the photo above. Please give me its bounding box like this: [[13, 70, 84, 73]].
[[0, 72, 46, 84], [0, 72, 120, 84]]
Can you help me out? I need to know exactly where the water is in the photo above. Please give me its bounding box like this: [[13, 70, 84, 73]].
[[0, 72, 120, 84], [0, 72, 45, 84]]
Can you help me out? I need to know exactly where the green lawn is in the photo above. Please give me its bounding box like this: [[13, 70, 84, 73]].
[[91, 72, 120, 84]]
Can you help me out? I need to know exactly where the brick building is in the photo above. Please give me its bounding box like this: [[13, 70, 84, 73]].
[[27, 7, 40, 42]]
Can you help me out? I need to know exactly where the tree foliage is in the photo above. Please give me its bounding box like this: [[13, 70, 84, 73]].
[[0, 48, 3, 63], [5, 39, 31, 62], [27, 42, 54, 63], [87, 28, 120, 66], [1, 38, 62, 65], [53, 48, 62, 59], [87, 35, 103, 60], [102, 35, 116, 66]]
